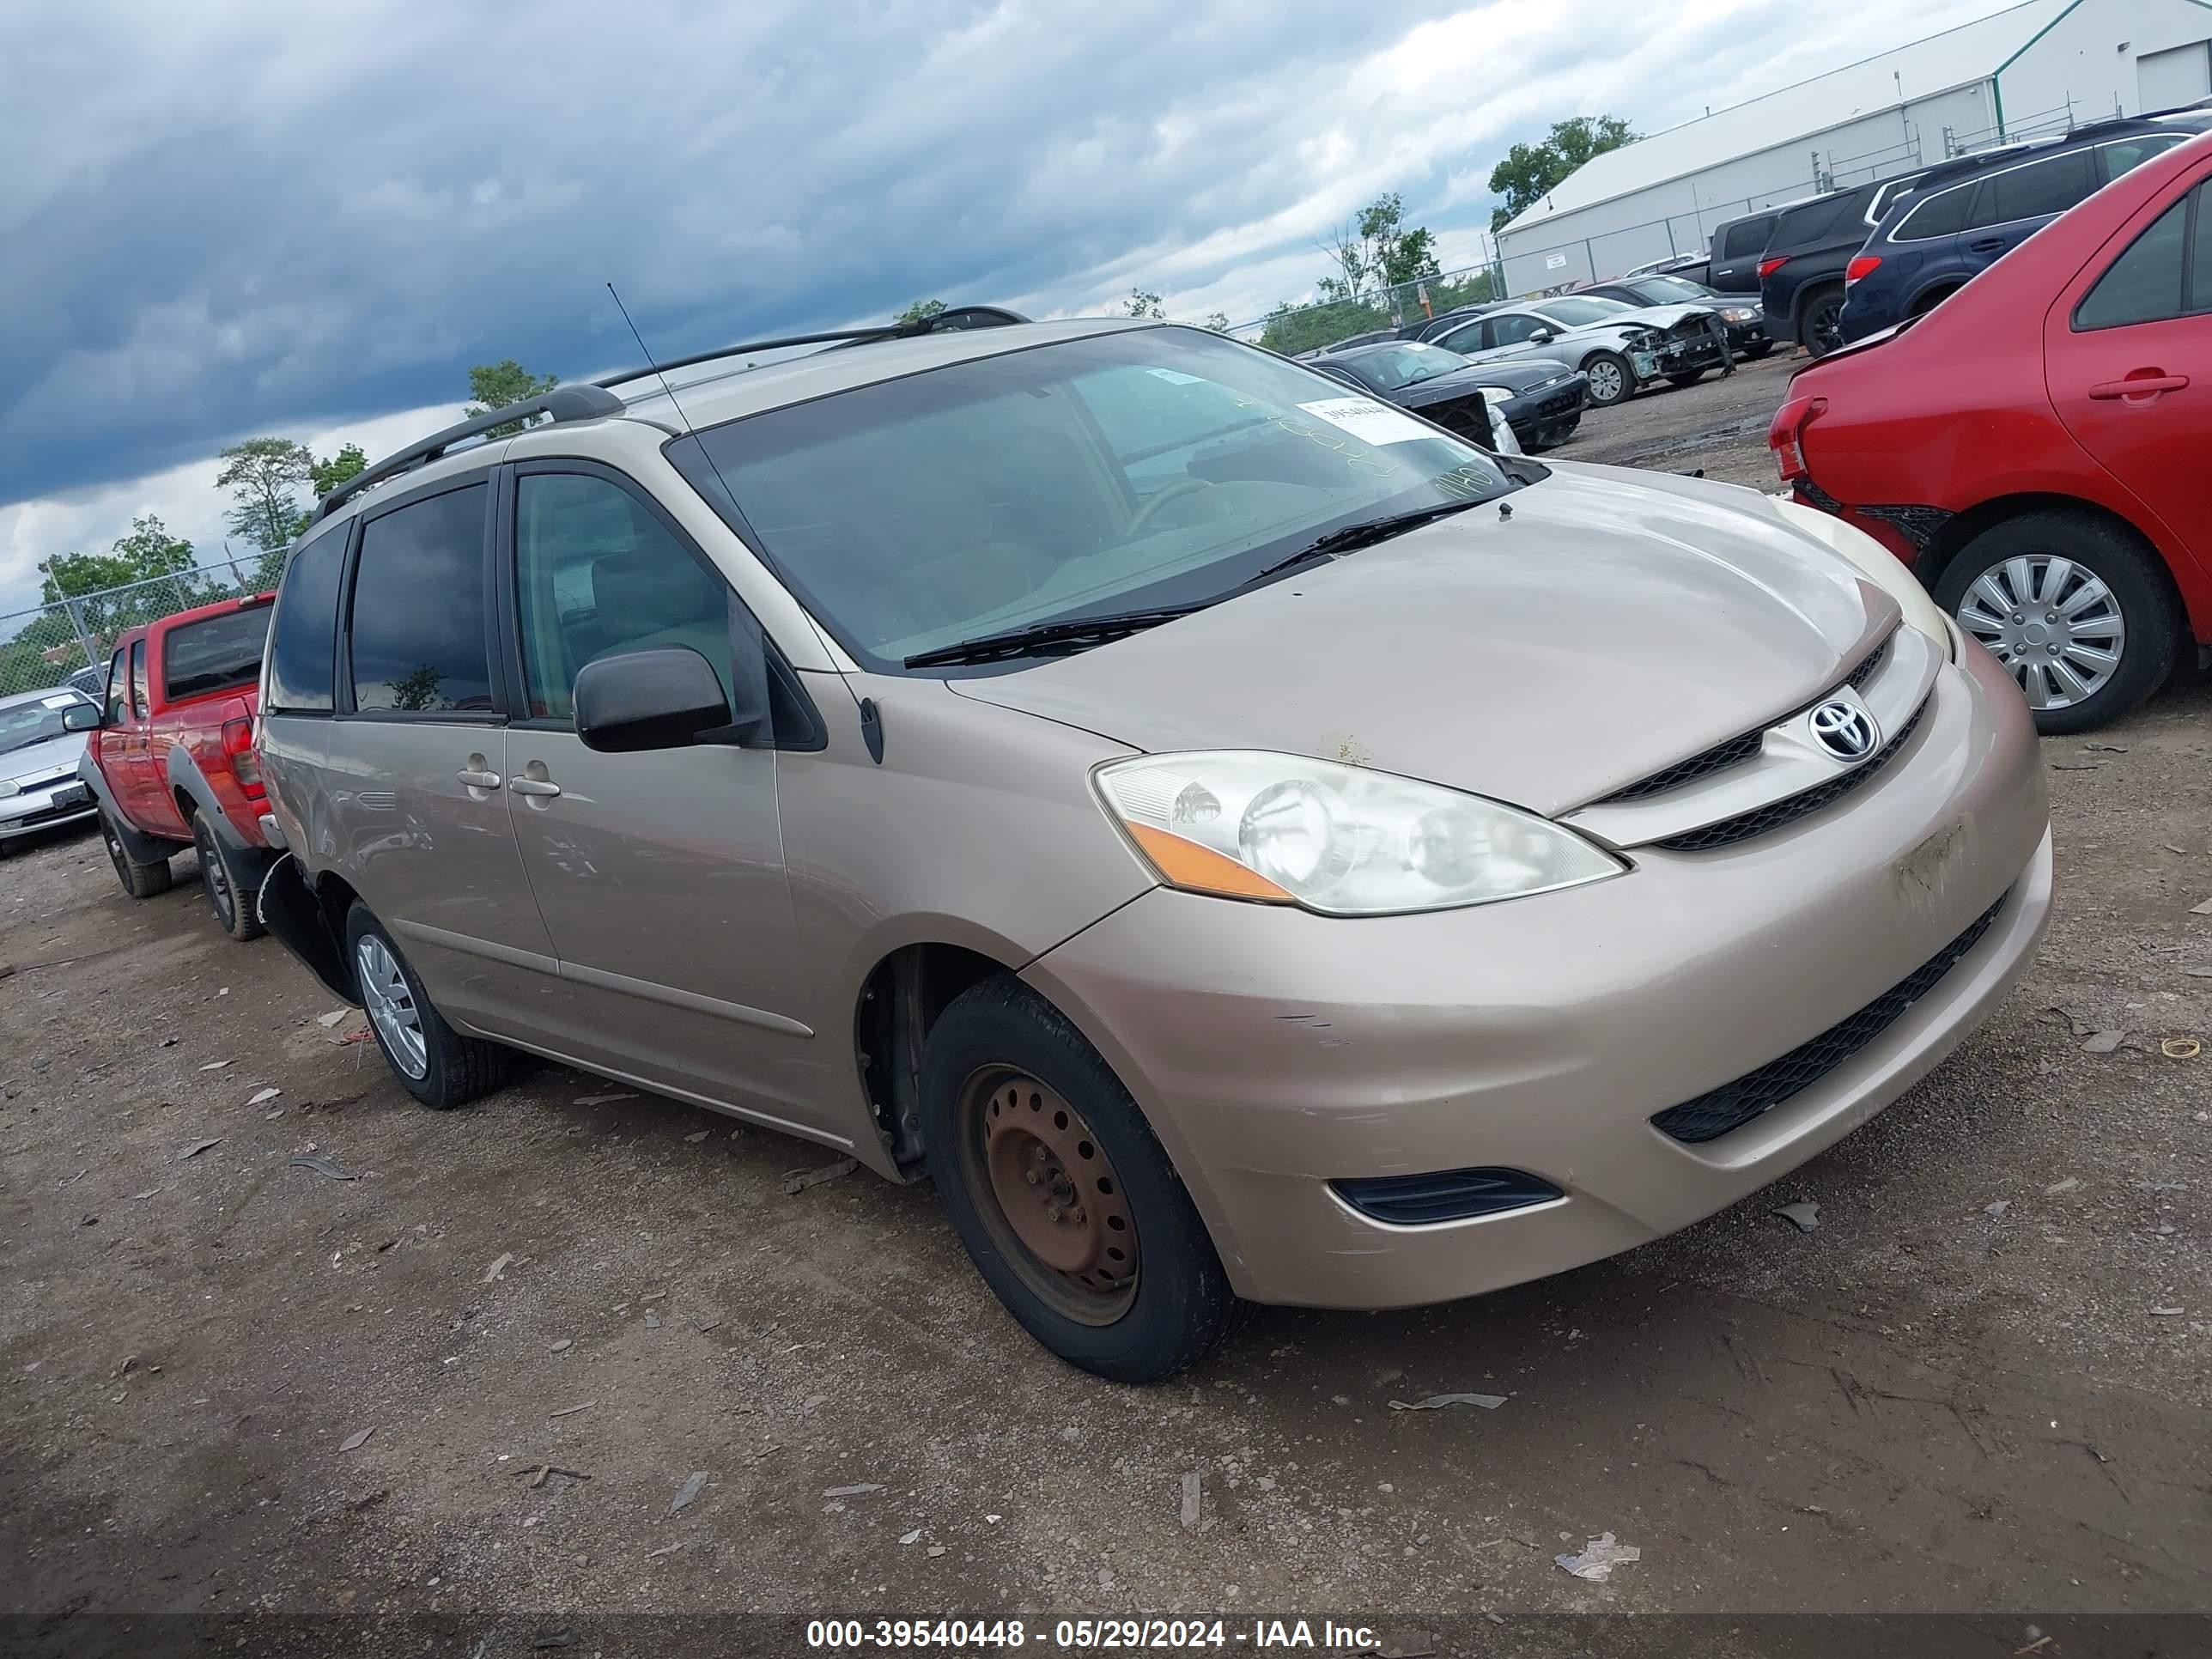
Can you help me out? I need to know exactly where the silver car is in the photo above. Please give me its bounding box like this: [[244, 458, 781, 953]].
[[0, 687, 100, 852], [254, 316, 2051, 1382]]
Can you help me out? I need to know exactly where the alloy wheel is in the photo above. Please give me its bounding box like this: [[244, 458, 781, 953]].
[[356, 934, 429, 1080], [1806, 295, 1845, 356], [1586, 360, 1624, 404], [957, 1067, 1139, 1326], [1954, 553, 2126, 712]]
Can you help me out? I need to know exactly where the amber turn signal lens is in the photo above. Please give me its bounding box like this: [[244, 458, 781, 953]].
[[1122, 822, 1294, 902]]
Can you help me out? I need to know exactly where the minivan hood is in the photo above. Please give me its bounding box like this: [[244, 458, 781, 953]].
[[947, 465, 1890, 817]]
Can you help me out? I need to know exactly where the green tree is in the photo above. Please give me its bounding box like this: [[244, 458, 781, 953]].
[[1488, 115, 1639, 230], [465, 360, 560, 437], [1201, 312, 1231, 332], [1321, 193, 1443, 299], [216, 437, 314, 562], [35, 514, 208, 646], [893, 298, 948, 325], [1123, 288, 1165, 319], [291, 443, 372, 538]]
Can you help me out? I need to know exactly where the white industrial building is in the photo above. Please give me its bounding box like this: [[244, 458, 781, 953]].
[[1494, 0, 2212, 296]]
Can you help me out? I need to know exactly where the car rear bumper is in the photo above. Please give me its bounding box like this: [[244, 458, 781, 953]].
[[1024, 636, 2050, 1309]]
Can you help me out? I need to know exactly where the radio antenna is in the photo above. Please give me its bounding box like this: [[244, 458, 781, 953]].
[[603, 282, 880, 760]]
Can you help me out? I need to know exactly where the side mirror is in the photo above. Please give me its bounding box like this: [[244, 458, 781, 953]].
[[62, 703, 102, 732], [574, 647, 763, 753], [1528, 328, 1557, 344]]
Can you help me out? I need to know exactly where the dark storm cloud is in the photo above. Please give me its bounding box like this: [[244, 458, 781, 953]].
[[0, 0, 1480, 507]]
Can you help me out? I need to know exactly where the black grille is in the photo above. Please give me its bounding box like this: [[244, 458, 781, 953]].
[[1598, 636, 1892, 806], [1651, 889, 2010, 1144], [1332, 1167, 1564, 1225], [1652, 696, 1925, 853]]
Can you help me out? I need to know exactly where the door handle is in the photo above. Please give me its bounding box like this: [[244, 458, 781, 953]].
[[456, 768, 502, 790], [1967, 238, 2006, 254], [2089, 374, 2189, 400], [508, 776, 562, 798]]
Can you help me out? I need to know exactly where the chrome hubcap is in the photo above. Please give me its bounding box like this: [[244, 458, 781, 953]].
[[1955, 554, 2125, 712], [356, 934, 428, 1080], [1589, 362, 1623, 402]]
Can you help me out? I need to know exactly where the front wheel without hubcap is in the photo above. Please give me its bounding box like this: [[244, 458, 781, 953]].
[[920, 975, 1242, 1382]]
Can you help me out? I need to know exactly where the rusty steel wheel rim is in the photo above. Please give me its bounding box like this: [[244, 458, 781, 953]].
[[957, 1067, 1139, 1326]]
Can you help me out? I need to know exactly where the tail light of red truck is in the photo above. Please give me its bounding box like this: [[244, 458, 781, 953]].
[[222, 718, 264, 801]]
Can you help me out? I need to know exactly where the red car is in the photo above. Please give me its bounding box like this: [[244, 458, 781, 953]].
[[73, 593, 280, 938], [1771, 131, 2212, 732]]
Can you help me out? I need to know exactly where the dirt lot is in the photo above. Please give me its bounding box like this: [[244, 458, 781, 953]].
[[4, 364, 2209, 1649]]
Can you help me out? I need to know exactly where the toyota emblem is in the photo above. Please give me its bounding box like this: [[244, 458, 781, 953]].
[[1809, 698, 1878, 763]]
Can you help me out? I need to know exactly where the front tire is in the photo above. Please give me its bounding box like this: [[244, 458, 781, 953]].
[[100, 810, 173, 899], [919, 975, 1242, 1383], [191, 813, 264, 941], [1743, 342, 1775, 361], [1581, 351, 1633, 408], [343, 902, 512, 1109], [1935, 510, 2179, 733]]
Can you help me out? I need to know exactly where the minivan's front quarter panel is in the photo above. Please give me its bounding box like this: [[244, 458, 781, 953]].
[[770, 675, 1158, 1171], [1024, 640, 2051, 1308]]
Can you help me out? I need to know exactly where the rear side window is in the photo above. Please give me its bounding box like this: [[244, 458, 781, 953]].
[[129, 640, 149, 719], [1770, 192, 1861, 250], [266, 528, 347, 714], [163, 606, 271, 702], [1973, 151, 2094, 228], [347, 484, 492, 715], [2075, 186, 2204, 330], [2100, 134, 2187, 185], [1721, 216, 1774, 259], [1894, 183, 1972, 240]]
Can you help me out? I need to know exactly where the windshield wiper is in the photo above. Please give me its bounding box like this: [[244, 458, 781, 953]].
[[1249, 496, 1492, 583], [904, 603, 1207, 669]]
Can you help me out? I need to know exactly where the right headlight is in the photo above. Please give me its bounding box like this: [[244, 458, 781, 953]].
[[0, 779, 20, 799], [1097, 751, 1625, 916]]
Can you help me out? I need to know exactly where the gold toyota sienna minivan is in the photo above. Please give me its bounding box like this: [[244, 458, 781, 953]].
[[254, 312, 2051, 1381]]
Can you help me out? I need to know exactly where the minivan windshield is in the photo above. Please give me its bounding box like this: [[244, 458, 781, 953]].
[[672, 326, 1522, 672]]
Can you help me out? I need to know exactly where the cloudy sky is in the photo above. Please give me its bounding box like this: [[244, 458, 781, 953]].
[[1, 0, 2021, 614]]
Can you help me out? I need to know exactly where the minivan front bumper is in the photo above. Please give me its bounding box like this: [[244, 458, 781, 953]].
[[1024, 638, 2050, 1309]]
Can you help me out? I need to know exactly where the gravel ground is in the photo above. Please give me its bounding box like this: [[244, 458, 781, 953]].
[[3, 364, 2209, 1646]]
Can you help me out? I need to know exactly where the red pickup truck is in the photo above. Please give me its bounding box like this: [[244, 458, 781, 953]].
[[70, 593, 280, 939]]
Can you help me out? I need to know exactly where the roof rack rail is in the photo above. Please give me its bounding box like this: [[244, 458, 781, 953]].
[[591, 304, 1031, 391], [314, 383, 625, 523], [312, 307, 1030, 526]]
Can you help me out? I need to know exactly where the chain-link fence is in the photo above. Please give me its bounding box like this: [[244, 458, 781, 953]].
[[0, 562, 270, 702]]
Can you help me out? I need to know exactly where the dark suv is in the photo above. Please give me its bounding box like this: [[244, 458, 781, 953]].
[[1757, 174, 1928, 356], [1705, 207, 1781, 295], [1837, 112, 2212, 343]]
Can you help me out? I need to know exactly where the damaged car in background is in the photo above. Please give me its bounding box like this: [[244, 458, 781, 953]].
[[251, 313, 2053, 1384], [1419, 295, 1732, 406], [1307, 341, 1589, 453]]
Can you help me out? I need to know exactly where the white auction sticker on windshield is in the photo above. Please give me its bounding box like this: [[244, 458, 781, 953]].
[[1297, 397, 1434, 447], [41, 695, 76, 708]]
